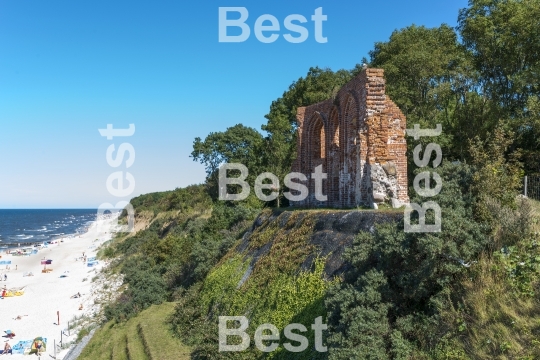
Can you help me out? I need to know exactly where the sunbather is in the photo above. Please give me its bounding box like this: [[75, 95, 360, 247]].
[[1, 341, 11, 355], [34, 339, 44, 355], [70, 292, 81, 299]]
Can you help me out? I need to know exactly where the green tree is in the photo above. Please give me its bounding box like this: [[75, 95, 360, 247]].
[[191, 124, 264, 201], [369, 24, 496, 163], [458, 0, 540, 117], [458, 0, 540, 173], [518, 96, 540, 174], [192, 124, 263, 177]]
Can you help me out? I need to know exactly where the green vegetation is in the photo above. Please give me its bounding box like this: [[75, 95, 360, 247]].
[[104, 185, 259, 322], [79, 302, 189, 360], [80, 1, 540, 359], [324, 130, 537, 359], [170, 211, 337, 359]]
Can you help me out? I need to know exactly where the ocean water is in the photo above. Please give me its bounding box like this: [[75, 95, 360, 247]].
[[0, 209, 98, 246]]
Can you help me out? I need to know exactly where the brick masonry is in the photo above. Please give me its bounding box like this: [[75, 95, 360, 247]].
[[291, 68, 409, 208]]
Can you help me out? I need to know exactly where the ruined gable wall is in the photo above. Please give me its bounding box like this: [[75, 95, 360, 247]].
[[292, 68, 408, 208]]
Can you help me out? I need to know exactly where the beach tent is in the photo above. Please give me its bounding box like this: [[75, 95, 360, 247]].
[[10, 337, 47, 355], [87, 260, 99, 267], [0, 260, 11, 265], [87, 257, 96, 262], [29, 337, 46, 355]]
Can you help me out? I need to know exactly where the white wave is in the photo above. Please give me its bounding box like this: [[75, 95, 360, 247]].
[[13, 235, 34, 240]]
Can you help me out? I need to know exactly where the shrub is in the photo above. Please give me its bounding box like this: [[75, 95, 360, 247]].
[[325, 161, 488, 358]]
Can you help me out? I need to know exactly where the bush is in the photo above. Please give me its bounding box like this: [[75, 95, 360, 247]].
[[469, 124, 524, 224], [104, 259, 168, 322], [325, 161, 488, 358], [105, 196, 260, 323]]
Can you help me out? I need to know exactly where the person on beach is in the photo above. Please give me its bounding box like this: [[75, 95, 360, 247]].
[[1, 341, 11, 355], [1, 286, 6, 299], [34, 339, 43, 355]]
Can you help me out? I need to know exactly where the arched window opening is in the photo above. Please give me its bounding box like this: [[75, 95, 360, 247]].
[[330, 109, 340, 147], [312, 119, 326, 159]]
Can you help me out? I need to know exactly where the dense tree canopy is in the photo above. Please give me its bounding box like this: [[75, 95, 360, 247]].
[[191, 124, 263, 177], [192, 0, 540, 206]]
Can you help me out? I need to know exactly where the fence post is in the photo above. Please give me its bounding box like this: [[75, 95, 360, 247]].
[[525, 176, 528, 197]]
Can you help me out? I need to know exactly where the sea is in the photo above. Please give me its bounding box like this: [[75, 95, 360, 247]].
[[0, 209, 98, 247]]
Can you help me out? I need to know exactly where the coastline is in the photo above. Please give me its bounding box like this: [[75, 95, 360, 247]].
[[0, 213, 122, 358]]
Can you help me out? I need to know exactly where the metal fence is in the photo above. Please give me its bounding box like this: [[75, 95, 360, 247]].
[[524, 175, 540, 201]]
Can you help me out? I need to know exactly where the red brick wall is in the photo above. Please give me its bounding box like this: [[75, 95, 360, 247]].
[[292, 68, 409, 208]]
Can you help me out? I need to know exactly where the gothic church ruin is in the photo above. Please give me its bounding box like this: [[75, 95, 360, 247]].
[[291, 68, 409, 208]]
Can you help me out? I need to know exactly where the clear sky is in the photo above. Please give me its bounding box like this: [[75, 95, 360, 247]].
[[0, 0, 469, 208]]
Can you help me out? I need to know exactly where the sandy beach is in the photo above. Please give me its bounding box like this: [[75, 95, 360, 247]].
[[0, 215, 119, 358]]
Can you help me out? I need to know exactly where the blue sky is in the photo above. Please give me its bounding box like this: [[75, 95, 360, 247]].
[[0, 0, 469, 208]]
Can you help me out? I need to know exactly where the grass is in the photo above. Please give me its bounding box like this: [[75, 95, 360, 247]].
[[434, 198, 540, 359], [111, 326, 128, 360], [125, 316, 146, 360], [530, 198, 540, 233], [78, 302, 190, 360], [78, 322, 116, 360], [443, 255, 540, 359], [136, 302, 190, 360]]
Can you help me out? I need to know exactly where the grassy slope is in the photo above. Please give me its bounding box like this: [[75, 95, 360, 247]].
[[78, 302, 189, 360], [79, 191, 540, 359], [433, 199, 540, 359], [170, 208, 406, 359]]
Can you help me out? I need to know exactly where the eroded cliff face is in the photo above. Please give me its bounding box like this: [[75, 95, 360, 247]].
[[234, 209, 404, 280]]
